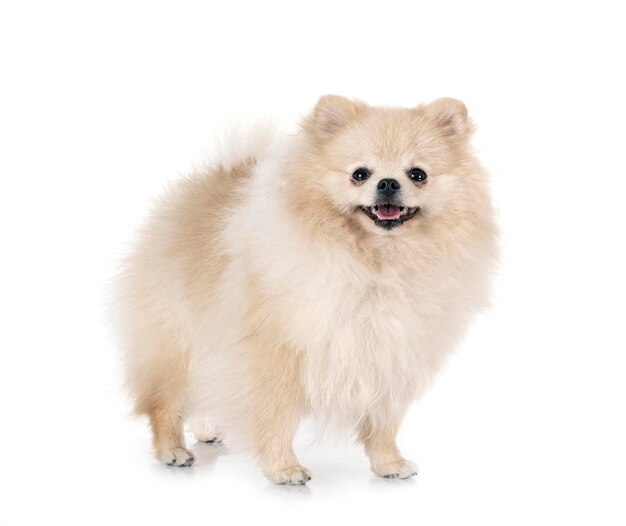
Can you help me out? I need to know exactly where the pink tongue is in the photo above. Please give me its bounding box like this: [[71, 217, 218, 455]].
[[375, 205, 401, 220]]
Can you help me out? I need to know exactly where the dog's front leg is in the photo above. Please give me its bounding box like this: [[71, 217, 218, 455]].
[[358, 413, 417, 479]]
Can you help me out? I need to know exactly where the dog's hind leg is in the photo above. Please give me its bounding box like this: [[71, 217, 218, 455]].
[[149, 407, 194, 466], [131, 327, 195, 467]]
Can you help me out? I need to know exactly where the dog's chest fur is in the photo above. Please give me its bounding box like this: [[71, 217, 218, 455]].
[[246, 234, 458, 420]]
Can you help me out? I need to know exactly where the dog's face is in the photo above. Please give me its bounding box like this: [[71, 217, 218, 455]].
[[297, 96, 477, 236]]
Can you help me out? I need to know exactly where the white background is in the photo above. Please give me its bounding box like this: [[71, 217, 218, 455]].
[[1, 1, 625, 525]]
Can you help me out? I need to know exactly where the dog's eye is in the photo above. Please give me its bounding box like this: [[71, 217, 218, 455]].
[[408, 167, 427, 182], [352, 167, 371, 182]]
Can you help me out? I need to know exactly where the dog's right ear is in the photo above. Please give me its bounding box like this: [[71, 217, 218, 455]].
[[303, 95, 366, 141]]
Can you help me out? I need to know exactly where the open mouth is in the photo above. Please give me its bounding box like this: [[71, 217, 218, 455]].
[[358, 204, 420, 230]]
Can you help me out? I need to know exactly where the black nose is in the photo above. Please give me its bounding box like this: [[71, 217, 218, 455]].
[[377, 178, 401, 196]]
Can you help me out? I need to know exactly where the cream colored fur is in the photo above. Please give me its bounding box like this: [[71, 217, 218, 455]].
[[113, 95, 498, 484]]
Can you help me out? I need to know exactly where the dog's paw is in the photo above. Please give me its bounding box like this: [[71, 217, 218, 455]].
[[266, 465, 312, 485], [190, 421, 223, 444], [159, 447, 195, 467], [373, 459, 417, 479], [199, 436, 222, 444]]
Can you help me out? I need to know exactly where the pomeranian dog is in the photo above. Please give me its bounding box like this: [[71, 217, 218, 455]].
[[114, 95, 497, 484]]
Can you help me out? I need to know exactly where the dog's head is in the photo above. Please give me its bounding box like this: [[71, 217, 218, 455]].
[[291, 95, 482, 237]]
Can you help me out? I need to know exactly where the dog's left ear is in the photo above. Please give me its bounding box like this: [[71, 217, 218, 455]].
[[424, 97, 475, 138], [304, 95, 366, 140]]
